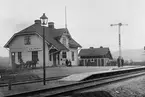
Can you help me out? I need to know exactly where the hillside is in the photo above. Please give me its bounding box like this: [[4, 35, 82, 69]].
[[112, 49, 145, 62], [0, 56, 10, 68]]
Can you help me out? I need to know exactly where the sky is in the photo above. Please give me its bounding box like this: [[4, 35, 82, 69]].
[[0, 0, 145, 57]]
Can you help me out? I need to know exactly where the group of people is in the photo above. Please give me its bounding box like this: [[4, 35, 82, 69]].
[[117, 57, 124, 67], [65, 59, 72, 67]]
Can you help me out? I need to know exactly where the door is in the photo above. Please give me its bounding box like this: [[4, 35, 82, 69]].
[[11, 52, 15, 64], [53, 54, 56, 66], [11, 52, 15, 69]]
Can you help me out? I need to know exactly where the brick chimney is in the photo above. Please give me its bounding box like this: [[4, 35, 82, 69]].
[[100, 46, 103, 48], [90, 47, 94, 49], [48, 22, 54, 28], [34, 20, 41, 24]]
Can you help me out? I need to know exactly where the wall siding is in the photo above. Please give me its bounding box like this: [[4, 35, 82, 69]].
[[9, 33, 80, 68], [9, 34, 53, 67]]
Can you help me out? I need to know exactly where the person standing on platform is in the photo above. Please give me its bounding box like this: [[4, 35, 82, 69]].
[[65, 59, 69, 66], [117, 57, 121, 67], [121, 58, 124, 67]]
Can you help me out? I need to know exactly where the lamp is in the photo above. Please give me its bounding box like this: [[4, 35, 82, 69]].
[[40, 13, 48, 85]]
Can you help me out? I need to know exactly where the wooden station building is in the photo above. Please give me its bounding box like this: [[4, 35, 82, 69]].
[[78, 47, 113, 66]]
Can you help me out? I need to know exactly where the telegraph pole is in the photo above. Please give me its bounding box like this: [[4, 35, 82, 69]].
[[110, 23, 127, 67]]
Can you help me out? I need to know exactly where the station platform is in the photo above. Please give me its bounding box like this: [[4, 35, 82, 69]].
[[0, 66, 139, 97], [59, 66, 138, 81]]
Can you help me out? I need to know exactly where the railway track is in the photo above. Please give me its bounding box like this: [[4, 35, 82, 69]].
[[0, 76, 66, 87], [5, 67, 145, 97]]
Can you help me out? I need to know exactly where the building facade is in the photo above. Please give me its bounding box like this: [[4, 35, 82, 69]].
[[4, 19, 81, 69], [78, 47, 113, 66]]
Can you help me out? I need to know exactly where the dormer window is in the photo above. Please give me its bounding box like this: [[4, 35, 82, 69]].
[[62, 37, 66, 46], [24, 36, 31, 45]]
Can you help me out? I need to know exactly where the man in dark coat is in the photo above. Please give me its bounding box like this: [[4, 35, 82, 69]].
[[65, 59, 69, 66], [117, 57, 121, 67], [121, 58, 124, 67]]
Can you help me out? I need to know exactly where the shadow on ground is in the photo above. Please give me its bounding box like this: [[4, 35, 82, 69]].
[[64, 91, 113, 97]]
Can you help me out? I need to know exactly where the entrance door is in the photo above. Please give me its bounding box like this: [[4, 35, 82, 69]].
[[11, 52, 15, 64], [11, 52, 15, 69], [53, 54, 56, 66]]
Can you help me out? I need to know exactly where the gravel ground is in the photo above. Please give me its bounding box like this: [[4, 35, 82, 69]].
[[79, 75, 145, 97]]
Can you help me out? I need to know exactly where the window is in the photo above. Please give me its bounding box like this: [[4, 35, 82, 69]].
[[24, 36, 31, 45], [18, 52, 22, 62], [32, 51, 38, 61], [62, 37, 67, 46], [72, 51, 74, 61], [62, 52, 67, 58]]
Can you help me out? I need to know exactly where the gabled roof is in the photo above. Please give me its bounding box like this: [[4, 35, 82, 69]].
[[69, 38, 82, 48], [4, 20, 81, 50], [78, 47, 113, 59]]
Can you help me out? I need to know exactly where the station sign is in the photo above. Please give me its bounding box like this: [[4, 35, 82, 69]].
[[27, 47, 42, 51]]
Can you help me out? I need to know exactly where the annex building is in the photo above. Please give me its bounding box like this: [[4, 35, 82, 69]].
[[78, 47, 113, 66]]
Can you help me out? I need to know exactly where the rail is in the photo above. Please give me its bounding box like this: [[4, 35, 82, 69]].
[[5, 66, 145, 97]]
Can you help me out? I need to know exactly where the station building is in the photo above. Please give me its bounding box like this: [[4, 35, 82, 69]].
[[78, 47, 113, 66], [4, 18, 81, 69]]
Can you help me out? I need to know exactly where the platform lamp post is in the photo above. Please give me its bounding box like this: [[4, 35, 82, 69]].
[[110, 23, 127, 67], [40, 13, 48, 85]]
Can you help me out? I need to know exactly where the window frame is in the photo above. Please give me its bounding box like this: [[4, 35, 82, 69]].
[[62, 52, 67, 58], [32, 51, 38, 61], [24, 36, 31, 45]]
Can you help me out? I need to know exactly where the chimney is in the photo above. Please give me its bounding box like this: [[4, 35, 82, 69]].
[[90, 47, 94, 49], [100, 46, 103, 48], [34, 20, 41, 24], [48, 22, 54, 28]]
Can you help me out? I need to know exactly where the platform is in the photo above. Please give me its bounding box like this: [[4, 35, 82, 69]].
[[59, 66, 139, 81], [0, 66, 139, 96]]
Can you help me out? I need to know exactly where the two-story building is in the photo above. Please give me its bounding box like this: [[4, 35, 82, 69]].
[[4, 19, 81, 69]]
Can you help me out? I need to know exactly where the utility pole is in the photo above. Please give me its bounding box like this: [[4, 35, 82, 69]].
[[110, 23, 127, 67]]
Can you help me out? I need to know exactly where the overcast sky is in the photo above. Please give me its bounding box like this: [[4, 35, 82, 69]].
[[0, 0, 145, 57]]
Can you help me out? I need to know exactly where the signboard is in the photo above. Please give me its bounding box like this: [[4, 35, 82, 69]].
[[27, 47, 42, 51], [10, 47, 42, 52]]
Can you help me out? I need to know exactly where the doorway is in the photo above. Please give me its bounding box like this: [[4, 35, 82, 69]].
[[11, 52, 15, 69]]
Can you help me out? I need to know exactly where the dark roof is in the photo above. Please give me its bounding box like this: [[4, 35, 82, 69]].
[[69, 38, 82, 48], [78, 47, 113, 59], [4, 20, 81, 50]]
